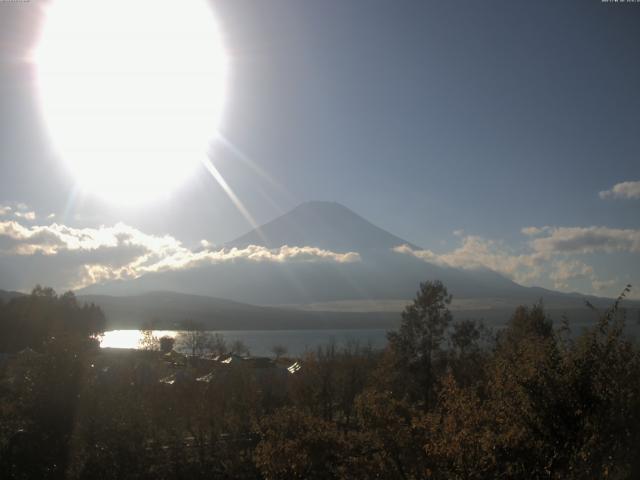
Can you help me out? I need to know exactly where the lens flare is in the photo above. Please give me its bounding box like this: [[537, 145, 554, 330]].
[[36, 0, 228, 204]]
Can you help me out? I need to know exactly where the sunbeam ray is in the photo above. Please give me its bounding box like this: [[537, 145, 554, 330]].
[[215, 133, 296, 207], [62, 183, 82, 224], [201, 153, 266, 244]]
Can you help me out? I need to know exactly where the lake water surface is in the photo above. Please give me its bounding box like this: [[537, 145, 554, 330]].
[[101, 318, 639, 357], [101, 329, 390, 357]]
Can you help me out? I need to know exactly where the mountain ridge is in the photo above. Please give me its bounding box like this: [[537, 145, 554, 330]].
[[229, 201, 420, 252], [77, 291, 399, 330]]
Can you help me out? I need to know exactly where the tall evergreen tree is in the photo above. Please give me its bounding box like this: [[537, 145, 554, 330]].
[[387, 280, 452, 407]]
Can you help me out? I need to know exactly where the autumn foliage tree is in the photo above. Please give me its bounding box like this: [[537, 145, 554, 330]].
[[2, 282, 640, 479], [0, 286, 105, 352], [422, 286, 640, 479]]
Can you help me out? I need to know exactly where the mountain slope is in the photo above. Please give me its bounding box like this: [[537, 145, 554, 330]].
[[229, 201, 419, 252]]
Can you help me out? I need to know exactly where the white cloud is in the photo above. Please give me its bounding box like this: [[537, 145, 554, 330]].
[[394, 236, 546, 285], [1, 203, 44, 220], [591, 278, 617, 292], [521, 226, 549, 237], [548, 259, 593, 290], [528, 226, 640, 255], [0, 219, 360, 290], [599, 181, 640, 200], [396, 225, 638, 295], [14, 211, 36, 221]]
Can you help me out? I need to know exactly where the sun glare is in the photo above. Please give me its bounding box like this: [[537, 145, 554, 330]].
[[35, 0, 228, 204], [100, 330, 177, 349]]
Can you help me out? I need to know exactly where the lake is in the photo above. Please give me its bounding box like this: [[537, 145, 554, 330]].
[[100, 329, 391, 357], [100, 318, 640, 357]]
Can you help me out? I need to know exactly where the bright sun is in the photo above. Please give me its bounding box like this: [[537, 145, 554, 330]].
[[36, 0, 227, 204]]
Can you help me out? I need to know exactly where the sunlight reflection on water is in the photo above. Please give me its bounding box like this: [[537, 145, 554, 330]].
[[100, 330, 177, 349], [99, 329, 390, 357]]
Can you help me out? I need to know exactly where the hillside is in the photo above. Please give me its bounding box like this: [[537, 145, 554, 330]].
[[78, 291, 400, 330], [0, 289, 25, 303]]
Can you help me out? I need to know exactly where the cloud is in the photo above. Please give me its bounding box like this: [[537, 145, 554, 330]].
[[394, 236, 546, 284], [548, 259, 593, 290], [1, 202, 42, 220], [396, 225, 638, 295], [599, 181, 640, 200], [14, 211, 36, 221], [521, 226, 549, 237], [528, 226, 640, 255], [591, 278, 617, 292], [0, 221, 128, 255], [0, 219, 360, 290]]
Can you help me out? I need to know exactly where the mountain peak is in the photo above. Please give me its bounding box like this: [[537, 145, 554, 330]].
[[229, 201, 418, 252]]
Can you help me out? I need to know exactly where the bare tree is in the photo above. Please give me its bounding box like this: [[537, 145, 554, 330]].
[[207, 333, 228, 357], [178, 321, 231, 360], [138, 321, 159, 350], [271, 344, 287, 359], [178, 320, 210, 358], [159, 335, 175, 353], [230, 339, 250, 356]]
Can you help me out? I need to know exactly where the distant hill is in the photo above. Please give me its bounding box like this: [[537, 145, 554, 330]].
[[0, 289, 25, 303], [0, 287, 633, 331], [78, 291, 399, 330], [78, 290, 639, 332]]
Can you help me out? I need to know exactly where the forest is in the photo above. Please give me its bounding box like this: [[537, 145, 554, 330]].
[[0, 281, 639, 479]]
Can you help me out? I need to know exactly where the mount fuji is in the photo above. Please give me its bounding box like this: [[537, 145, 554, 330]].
[[80, 201, 625, 321]]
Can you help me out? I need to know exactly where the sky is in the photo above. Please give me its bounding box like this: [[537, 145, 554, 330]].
[[0, 0, 639, 298]]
